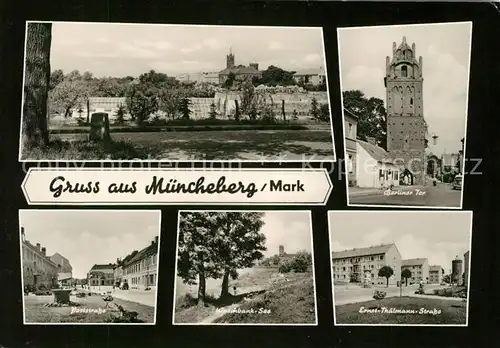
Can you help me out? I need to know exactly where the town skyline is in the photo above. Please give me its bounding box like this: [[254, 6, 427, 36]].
[[19, 210, 161, 279], [338, 22, 472, 157], [329, 211, 472, 273], [46, 22, 326, 78]]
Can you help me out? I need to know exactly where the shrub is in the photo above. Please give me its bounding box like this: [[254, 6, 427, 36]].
[[279, 252, 312, 273], [373, 290, 386, 300], [279, 262, 292, 274]]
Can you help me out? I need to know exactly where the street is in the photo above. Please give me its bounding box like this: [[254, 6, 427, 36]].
[[349, 182, 461, 207], [334, 283, 444, 306]]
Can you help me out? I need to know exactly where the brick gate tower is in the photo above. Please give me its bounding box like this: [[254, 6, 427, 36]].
[[385, 36, 427, 185]]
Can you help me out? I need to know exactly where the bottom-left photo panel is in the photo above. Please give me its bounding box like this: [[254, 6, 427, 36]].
[[19, 209, 162, 325]]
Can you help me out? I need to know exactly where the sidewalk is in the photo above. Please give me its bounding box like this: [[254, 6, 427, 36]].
[[111, 288, 157, 307], [349, 187, 384, 197], [409, 294, 465, 301]]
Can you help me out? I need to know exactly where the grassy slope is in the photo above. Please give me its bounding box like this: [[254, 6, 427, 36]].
[[335, 296, 467, 325], [213, 276, 316, 324]]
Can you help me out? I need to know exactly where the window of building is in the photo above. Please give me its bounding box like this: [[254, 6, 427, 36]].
[[348, 123, 353, 138], [347, 154, 353, 173], [401, 65, 408, 77]]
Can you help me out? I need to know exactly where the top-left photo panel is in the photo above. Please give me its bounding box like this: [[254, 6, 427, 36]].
[[19, 21, 336, 163]]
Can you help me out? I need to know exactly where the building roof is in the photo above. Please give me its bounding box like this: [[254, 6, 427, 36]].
[[293, 67, 324, 76], [357, 139, 392, 163], [58, 272, 73, 281], [122, 242, 158, 268], [344, 108, 359, 120], [402, 258, 427, 266], [89, 264, 115, 272], [219, 65, 260, 75], [22, 240, 58, 268], [332, 243, 395, 260], [429, 265, 442, 272]]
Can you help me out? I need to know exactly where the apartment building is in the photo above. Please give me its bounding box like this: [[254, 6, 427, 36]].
[[87, 264, 115, 286], [331, 243, 402, 286], [122, 236, 159, 290], [428, 265, 443, 284], [21, 227, 59, 289], [401, 258, 429, 284]]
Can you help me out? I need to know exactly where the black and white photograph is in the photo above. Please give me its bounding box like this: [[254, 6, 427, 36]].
[[19, 210, 161, 325], [172, 211, 317, 325], [20, 21, 335, 162], [329, 211, 472, 326], [338, 22, 472, 208]]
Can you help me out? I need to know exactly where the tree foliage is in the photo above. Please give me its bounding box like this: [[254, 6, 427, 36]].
[[177, 212, 266, 304], [256, 65, 296, 86], [401, 269, 412, 286], [343, 90, 387, 149], [126, 84, 158, 125], [49, 79, 91, 117], [378, 266, 394, 288]]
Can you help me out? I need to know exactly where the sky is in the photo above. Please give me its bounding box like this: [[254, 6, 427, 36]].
[[20, 210, 161, 279], [47, 22, 326, 78], [338, 22, 472, 157], [329, 211, 472, 274], [259, 211, 313, 257]]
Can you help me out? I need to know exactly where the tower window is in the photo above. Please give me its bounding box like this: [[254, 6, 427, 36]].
[[401, 66, 408, 77], [410, 98, 413, 105]]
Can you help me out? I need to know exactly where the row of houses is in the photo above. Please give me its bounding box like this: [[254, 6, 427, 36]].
[[177, 48, 326, 87], [86, 236, 159, 291], [21, 227, 74, 289], [331, 243, 469, 286], [344, 109, 463, 188]]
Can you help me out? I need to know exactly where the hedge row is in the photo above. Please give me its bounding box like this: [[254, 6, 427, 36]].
[[49, 124, 309, 134]]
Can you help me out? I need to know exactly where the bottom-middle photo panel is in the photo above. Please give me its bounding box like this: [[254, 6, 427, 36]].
[[172, 210, 318, 326]]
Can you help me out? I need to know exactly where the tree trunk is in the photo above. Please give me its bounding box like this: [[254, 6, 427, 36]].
[[234, 100, 240, 121], [386, 278, 389, 288], [197, 272, 206, 307], [86, 99, 90, 123], [220, 270, 230, 298], [282, 100, 286, 121], [22, 22, 52, 149]]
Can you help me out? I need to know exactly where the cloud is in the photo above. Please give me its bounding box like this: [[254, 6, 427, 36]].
[[269, 41, 284, 50], [362, 227, 391, 246], [304, 53, 321, 63], [342, 65, 385, 99], [95, 37, 110, 44], [203, 38, 224, 50], [330, 240, 352, 252], [181, 44, 203, 53]]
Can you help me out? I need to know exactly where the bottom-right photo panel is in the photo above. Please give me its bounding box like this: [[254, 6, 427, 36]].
[[328, 211, 472, 327]]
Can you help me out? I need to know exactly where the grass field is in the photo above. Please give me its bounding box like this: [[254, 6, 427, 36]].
[[335, 296, 467, 325], [174, 268, 316, 324], [213, 275, 316, 324], [22, 129, 334, 161], [24, 295, 155, 323]]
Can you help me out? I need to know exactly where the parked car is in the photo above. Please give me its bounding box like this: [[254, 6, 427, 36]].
[[452, 174, 463, 190]]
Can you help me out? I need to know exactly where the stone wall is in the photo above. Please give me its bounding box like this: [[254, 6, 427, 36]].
[[212, 90, 329, 120]]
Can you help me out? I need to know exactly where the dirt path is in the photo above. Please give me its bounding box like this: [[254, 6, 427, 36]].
[[199, 285, 267, 324]]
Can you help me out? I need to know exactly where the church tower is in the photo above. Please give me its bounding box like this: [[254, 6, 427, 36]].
[[385, 36, 427, 185], [226, 47, 235, 69]]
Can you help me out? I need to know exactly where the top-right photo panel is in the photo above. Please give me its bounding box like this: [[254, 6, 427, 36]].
[[338, 22, 472, 209]]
